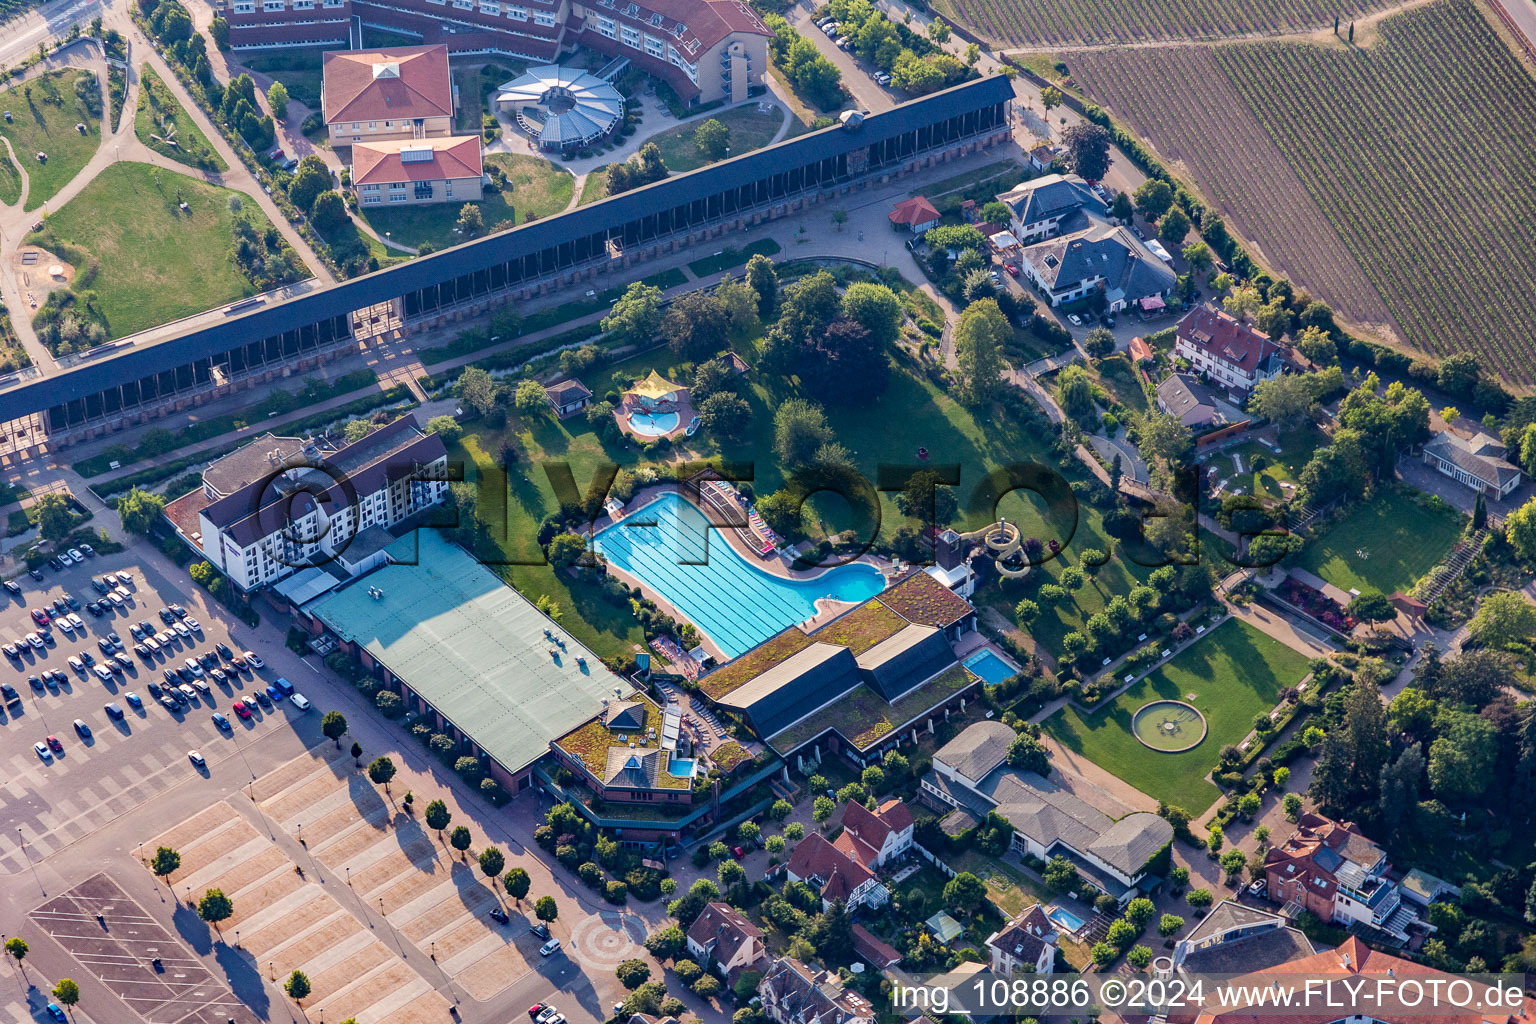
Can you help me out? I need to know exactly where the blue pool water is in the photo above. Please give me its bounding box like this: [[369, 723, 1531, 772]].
[[1047, 905, 1086, 933], [668, 757, 697, 778], [628, 410, 680, 436], [593, 491, 887, 658], [964, 649, 1017, 684]]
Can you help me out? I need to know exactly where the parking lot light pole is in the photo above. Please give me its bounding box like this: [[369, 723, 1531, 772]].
[[18, 828, 43, 894]]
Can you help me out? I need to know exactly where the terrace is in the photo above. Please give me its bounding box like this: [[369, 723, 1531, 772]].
[[554, 693, 691, 790], [770, 662, 979, 753]]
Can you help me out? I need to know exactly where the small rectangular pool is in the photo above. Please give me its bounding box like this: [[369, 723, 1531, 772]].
[[964, 649, 1018, 685], [1046, 905, 1086, 934]]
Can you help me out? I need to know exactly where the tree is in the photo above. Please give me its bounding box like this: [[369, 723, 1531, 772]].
[[697, 392, 751, 442], [1378, 743, 1424, 840], [617, 958, 651, 990], [1158, 207, 1190, 248], [1219, 848, 1247, 880], [53, 979, 79, 1012], [1186, 888, 1213, 909], [1428, 710, 1497, 802], [645, 924, 686, 960], [5, 936, 27, 972], [1158, 913, 1185, 937], [453, 202, 485, 240], [1348, 590, 1397, 632], [34, 494, 72, 544], [1251, 373, 1319, 429], [1060, 122, 1112, 183], [1182, 241, 1214, 272], [745, 253, 778, 317], [601, 281, 664, 347], [152, 846, 181, 885], [117, 487, 167, 534], [502, 867, 531, 904], [425, 799, 451, 837], [1082, 326, 1116, 358], [812, 796, 835, 823], [535, 895, 559, 923], [954, 297, 1010, 405], [943, 872, 987, 915], [1469, 591, 1536, 648], [1043, 855, 1078, 892], [694, 117, 729, 160], [320, 710, 347, 747], [285, 969, 311, 1003], [1507, 496, 1536, 562], [1132, 179, 1174, 220], [1006, 731, 1051, 775], [478, 846, 505, 885], [367, 756, 396, 792], [663, 290, 729, 361], [894, 469, 958, 526], [455, 366, 499, 418], [210, 15, 230, 48], [1138, 411, 1194, 469], [310, 189, 347, 232], [773, 398, 833, 468], [198, 888, 233, 931], [840, 282, 903, 346], [450, 825, 473, 857], [266, 80, 289, 120], [350, 741, 363, 766]]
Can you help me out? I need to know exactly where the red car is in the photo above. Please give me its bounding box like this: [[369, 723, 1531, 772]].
[[1004, 263, 1020, 277], [30, 608, 50, 625], [732, 846, 746, 860], [232, 699, 252, 719], [46, 735, 63, 753]]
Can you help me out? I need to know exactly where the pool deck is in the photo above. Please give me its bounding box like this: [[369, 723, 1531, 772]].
[[592, 484, 893, 663]]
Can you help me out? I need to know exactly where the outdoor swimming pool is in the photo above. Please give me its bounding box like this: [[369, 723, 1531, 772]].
[[628, 410, 680, 436], [593, 491, 887, 658], [964, 649, 1017, 684], [1046, 905, 1086, 934], [668, 757, 697, 778]]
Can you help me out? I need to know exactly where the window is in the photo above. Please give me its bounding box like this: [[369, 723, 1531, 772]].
[[644, 33, 663, 56], [232, 0, 253, 11], [453, 0, 473, 9], [293, 0, 312, 9], [390, 192, 408, 202], [621, 25, 640, 46], [480, 1, 499, 12], [506, 4, 526, 17], [362, 183, 380, 192], [595, 14, 615, 36], [368, 121, 377, 129], [533, 9, 556, 24], [262, 0, 283, 10]]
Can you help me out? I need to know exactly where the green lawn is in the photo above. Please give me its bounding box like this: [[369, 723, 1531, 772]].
[[0, 68, 104, 210], [686, 238, 781, 277], [359, 153, 574, 249], [238, 48, 325, 109], [1044, 617, 1312, 812], [135, 67, 227, 173], [578, 167, 610, 206], [648, 103, 783, 173], [1093, 354, 1148, 414], [1216, 426, 1324, 502], [35, 161, 285, 337], [1294, 487, 1466, 595], [454, 65, 483, 133]]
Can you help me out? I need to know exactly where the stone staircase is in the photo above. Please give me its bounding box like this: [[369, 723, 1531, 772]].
[[1418, 528, 1485, 604]]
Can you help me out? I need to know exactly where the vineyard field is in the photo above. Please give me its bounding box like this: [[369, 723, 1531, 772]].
[[1071, 46, 1395, 336], [1213, 0, 1536, 381], [936, 0, 1390, 46]]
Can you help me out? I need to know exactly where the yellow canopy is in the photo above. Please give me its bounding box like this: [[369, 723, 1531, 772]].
[[627, 369, 685, 401]]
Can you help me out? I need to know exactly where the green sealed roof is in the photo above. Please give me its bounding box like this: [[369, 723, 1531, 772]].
[[309, 531, 630, 773]]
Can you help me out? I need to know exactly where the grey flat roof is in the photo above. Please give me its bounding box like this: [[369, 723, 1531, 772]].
[[2, 75, 1013, 419], [308, 530, 628, 774]]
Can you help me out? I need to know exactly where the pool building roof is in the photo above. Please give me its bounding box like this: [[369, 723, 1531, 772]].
[[307, 531, 629, 776]]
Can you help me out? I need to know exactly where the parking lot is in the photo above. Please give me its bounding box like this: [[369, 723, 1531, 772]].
[[0, 549, 305, 872]]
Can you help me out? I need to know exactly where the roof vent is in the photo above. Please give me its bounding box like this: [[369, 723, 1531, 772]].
[[373, 61, 401, 79]]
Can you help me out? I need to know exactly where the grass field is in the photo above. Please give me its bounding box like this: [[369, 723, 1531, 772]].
[[0, 68, 104, 211], [1208, 426, 1322, 501], [1075, 0, 1536, 383], [1294, 487, 1465, 595], [1044, 617, 1312, 811], [937, 0, 1392, 44], [237, 48, 325, 109], [135, 67, 227, 173], [577, 167, 611, 206], [37, 162, 285, 338], [686, 238, 781, 277], [648, 102, 783, 173], [359, 153, 574, 249]]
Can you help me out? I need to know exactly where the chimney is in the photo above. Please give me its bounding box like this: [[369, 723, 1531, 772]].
[[935, 529, 965, 571]]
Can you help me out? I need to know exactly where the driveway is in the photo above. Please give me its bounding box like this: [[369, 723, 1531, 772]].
[[788, 1, 896, 113]]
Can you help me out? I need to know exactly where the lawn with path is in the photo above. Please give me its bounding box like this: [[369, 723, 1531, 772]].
[[238, 47, 325, 108], [135, 66, 227, 173], [648, 102, 784, 173], [1215, 425, 1323, 502], [0, 68, 104, 210], [1044, 617, 1312, 812], [1293, 486, 1465, 595], [34, 161, 290, 338], [359, 153, 574, 249], [578, 166, 610, 206]]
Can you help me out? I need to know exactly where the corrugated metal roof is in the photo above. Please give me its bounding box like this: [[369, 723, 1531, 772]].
[[2, 74, 1012, 419], [308, 531, 629, 773]]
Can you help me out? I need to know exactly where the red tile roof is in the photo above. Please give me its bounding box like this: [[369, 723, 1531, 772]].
[[851, 925, 902, 968], [837, 798, 913, 867], [889, 195, 941, 226], [352, 136, 484, 186], [1175, 304, 1283, 375], [323, 45, 453, 125], [1128, 336, 1153, 363], [786, 833, 875, 905]]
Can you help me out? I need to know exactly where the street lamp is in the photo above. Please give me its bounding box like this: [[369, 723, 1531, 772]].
[[269, 960, 274, 979]]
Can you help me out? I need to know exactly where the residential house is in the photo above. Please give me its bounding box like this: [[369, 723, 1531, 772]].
[[353, 136, 484, 207], [985, 903, 1058, 975], [1128, 336, 1154, 365], [1171, 899, 1313, 973], [833, 798, 914, 871], [1171, 304, 1284, 393], [546, 378, 594, 418], [759, 957, 875, 1024], [163, 416, 449, 593], [1156, 372, 1220, 429], [994, 173, 1104, 243], [1264, 812, 1419, 942], [921, 721, 1171, 903], [686, 902, 768, 982], [1019, 222, 1176, 311], [1028, 144, 1056, 173], [784, 833, 889, 911], [850, 924, 902, 970], [1421, 430, 1524, 499], [322, 47, 455, 147], [889, 196, 942, 234]]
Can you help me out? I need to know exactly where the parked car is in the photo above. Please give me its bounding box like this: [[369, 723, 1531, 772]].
[[35, 741, 53, 762], [539, 938, 562, 956], [73, 719, 91, 737], [274, 677, 295, 696], [188, 750, 205, 768], [216, 642, 234, 661], [211, 713, 231, 732], [104, 702, 125, 720], [79, 543, 94, 558], [290, 693, 312, 711], [3, 579, 20, 596], [245, 651, 265, 669]]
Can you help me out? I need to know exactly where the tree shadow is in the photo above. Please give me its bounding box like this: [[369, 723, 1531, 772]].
[[171, 901, 213, 955], [213, 942, 272, 1020]]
